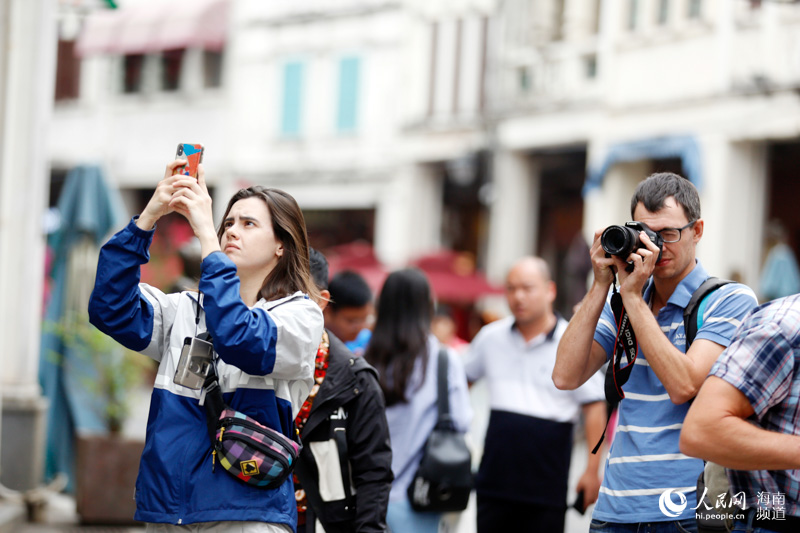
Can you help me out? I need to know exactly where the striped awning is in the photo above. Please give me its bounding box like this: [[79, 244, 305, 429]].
[[76, 0, 229, 57]]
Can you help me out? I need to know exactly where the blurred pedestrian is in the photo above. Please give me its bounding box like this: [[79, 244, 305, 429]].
[[759, 222, 800, 302], [564, 232, 592, 316], [431, 306, 469, 354], [325, 270, 373, 355], [293, 249, 393, 533], [465, 256, 606, 533], [365, 269, 472, 533], [553, 172, 758, 532], [681, 293, 800, 533], [88, 160, 323, 532]]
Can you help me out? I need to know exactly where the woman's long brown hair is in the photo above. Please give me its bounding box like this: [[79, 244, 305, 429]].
[[216, 186, 320, 303]]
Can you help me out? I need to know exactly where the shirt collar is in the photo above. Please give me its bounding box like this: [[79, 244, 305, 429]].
[[510, 313, 561, 344], [641, 259, 709, 309]]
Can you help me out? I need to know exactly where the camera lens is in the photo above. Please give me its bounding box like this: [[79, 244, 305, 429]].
[[601, 225, 635, 257]]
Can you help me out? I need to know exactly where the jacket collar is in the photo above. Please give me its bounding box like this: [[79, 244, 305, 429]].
[[186, 290, 307, 310], [300, 330, 365, 436]]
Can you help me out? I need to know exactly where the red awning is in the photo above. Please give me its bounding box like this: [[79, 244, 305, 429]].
[[75, 9, 124, 56], [114, 2, 170, 55], [158, 0, 229, 51], [76, 0, 230, 57], [411, 250, 503, 303], [325, 241, 389, 295]]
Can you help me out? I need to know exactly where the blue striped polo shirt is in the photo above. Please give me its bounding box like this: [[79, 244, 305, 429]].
[[592, 260, 758, 523]]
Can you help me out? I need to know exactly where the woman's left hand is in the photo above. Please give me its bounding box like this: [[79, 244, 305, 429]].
[[169, 164, 220, 258]]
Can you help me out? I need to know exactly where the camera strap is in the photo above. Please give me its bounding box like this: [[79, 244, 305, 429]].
[[592, 279, 639, 454], [189, 292, 217, 407]]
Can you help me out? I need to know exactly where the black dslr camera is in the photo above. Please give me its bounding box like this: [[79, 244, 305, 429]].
[[601, 221, 664, 268]]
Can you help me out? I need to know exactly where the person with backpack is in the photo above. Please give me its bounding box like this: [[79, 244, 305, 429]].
[[293, 249, 393, 533], [553, 172, 758, 532], [681, 293, 800, 533], [365, 269, 472, 533]]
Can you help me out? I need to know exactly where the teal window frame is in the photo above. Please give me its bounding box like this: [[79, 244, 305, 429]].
[[281, 61, 305, 137], [336, 56, 361, 134]]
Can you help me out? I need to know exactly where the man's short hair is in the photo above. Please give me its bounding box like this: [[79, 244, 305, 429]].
[[630, 172, 701, 222], [328, 270, 372, 310], [308, 248, 329, 290]]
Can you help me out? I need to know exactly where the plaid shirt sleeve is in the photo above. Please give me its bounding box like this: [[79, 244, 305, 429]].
[[710, 308, 795, 420]]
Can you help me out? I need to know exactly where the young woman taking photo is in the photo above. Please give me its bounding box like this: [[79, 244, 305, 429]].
[[88, 161, 323, 532]]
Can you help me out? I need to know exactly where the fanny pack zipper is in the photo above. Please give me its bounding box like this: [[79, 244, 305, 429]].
[[216, 418, 297, 468]]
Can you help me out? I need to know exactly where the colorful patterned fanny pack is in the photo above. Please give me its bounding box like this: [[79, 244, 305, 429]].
[[189, 300, 302, 491], [203, 369, 302, 490], [212, 408, 301, 489]]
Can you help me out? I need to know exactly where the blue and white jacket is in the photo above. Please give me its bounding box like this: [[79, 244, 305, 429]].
[[88, 218, 323, 529]]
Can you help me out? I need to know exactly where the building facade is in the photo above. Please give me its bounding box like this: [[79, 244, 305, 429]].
[[50, 0, 800, 311], [488, 0, 800, 306], [0, 0, 795, 503]]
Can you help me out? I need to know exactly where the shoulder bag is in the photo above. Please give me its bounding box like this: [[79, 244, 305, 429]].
[[407, 348, 473, 512]]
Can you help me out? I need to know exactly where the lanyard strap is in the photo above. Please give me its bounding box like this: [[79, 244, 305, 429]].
[[592, 280, 639, 454], [607, 287, 638, 403]]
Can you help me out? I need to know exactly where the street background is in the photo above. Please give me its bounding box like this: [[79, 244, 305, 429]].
[[1, 0, 800, 530]]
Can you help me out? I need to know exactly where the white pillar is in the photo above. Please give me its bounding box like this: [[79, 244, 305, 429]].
[[596, 0, 622, 106], [374, 164, 443, 269], [485, 149, 537, 283], [0, 0, 56, 490], [697, 136, 767, 288], [583, 159, 650, 244], [714, 0, 734, 94]]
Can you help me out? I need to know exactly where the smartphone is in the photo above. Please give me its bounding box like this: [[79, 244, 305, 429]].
[[572, 490, 586, 515], [174, 143, 205, 178]]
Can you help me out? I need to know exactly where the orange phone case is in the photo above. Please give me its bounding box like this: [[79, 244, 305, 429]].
[[174, 143, 204, 178]]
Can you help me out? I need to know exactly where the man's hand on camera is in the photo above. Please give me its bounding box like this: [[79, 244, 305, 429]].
[[589, 228, 617, 288], [617, 231, 659, 297]]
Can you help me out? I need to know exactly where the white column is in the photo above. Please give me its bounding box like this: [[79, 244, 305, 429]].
[[714, 0, 734, 94], [485, 149, 537, 283], [596, 0, 621, 106], [0, 0, 56, 489], [0, 0, 56, 394], [374, 164, 443, 269], [697, 136, 767, 288], [562, 0, 597, 42], [582, 158, 650, 244]]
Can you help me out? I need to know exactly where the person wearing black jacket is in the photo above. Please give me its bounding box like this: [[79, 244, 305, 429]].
[[293, 249, 393, 533]]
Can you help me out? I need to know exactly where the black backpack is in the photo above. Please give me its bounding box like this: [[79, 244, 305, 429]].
[[407, 348, 473, 512], [684, 277, 733, 349]]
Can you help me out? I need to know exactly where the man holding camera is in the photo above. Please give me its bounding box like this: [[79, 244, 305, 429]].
[[553, 172, 757, 531]]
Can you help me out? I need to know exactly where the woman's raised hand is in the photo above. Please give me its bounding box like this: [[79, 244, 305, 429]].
[[136, 160, 196, 230], [168, 164, 220, 258]]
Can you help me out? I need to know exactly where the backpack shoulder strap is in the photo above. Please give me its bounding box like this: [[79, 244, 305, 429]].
[[684, 277, 734, 349], [435, 348, 454, 428]]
